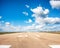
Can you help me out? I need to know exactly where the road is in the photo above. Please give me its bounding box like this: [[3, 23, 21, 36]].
[[0, 32, 60, 48]]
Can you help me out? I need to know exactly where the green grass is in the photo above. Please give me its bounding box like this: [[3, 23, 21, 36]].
[[49, 32, 60, 34], [0, 31, 60, 35], [0, 32, 17, 35], [44, 31, 60, 34]]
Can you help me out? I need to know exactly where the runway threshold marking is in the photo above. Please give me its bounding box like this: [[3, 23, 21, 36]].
[[0, 45, 11, 48], [49, 45, 60, 48], [34, 34, 40, 37], [18, 34, 28, 37]]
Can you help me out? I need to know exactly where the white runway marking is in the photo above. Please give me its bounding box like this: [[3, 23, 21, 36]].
[[49, 45, 60, 48], [35, 34, 40, 37], [18, 35, 28, 37], [0, 45, 11, 48]]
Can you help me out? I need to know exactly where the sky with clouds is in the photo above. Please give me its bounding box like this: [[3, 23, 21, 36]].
[[0, 0, 60, 32]]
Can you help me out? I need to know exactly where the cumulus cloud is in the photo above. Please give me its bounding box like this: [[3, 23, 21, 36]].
[[29, 6, 60, 31], [31, 6, 60, 24], [5, 22, 10, 26], [0, 21, 33, 32], [50, 0, 60, 9], [22, 12, 28, 16], [19, 6, 60, 31], [0, 6, 60, 32], [2, 26, 21, 32], [0, 21, 22, 32], [43, 9, 49, 15], [31, 6, 49, 18], [44, 17, 60, 24], [25, 19, 32, 23], [31, 7, 43, 16], [31, 6, 49, 25], [40, 24, 60, 31], [25, 5, 30, 8]]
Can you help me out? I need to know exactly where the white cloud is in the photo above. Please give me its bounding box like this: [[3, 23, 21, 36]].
[[44, 17, 60, 24], [31, 6, 49, 18], [0, 22, 20, 32], [41, 24, 60, 31], [10, 25, 21, 31], [0, 6, 60, 32], [35, 17, 45, 25], [25, 5, 30, 8], [30, 6, 60, 31], [31, 6, 60, 25], [31, 6, 49, 25], [25, 19, 32, 23], [0, 16, 2, 19], [50, 0, 60, 9], [31, 7, 43, 15], [43, 9, 49, 15], [22, 12, 28, 16], [5, 22, 10, 26], [3, 26, 19, 32]]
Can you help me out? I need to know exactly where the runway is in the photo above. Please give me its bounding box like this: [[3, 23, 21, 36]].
[[0, 32, 60, 48]]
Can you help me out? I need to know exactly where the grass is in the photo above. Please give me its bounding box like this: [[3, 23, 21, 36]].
[[44, 31, 60, 34], [0, 31, 60, 35], [0, 32, 17, 35], [49, 32, 60, 34]]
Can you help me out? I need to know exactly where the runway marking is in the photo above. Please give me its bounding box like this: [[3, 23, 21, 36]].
[[49, 45, 60, 48], [34, 34, 40, 37], [0, 45, 11, 48], [18, 35, 28, 37]]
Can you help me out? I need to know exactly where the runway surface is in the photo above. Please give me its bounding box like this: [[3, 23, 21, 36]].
[[0, 32, 60, 48]]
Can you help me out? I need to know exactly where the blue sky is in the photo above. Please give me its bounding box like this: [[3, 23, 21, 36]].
[[0, 0, 60, 32]]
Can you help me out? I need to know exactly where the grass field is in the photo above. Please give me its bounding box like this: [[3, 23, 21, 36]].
[[0, 31, 26, 34], [0, 31, 60, 34]]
